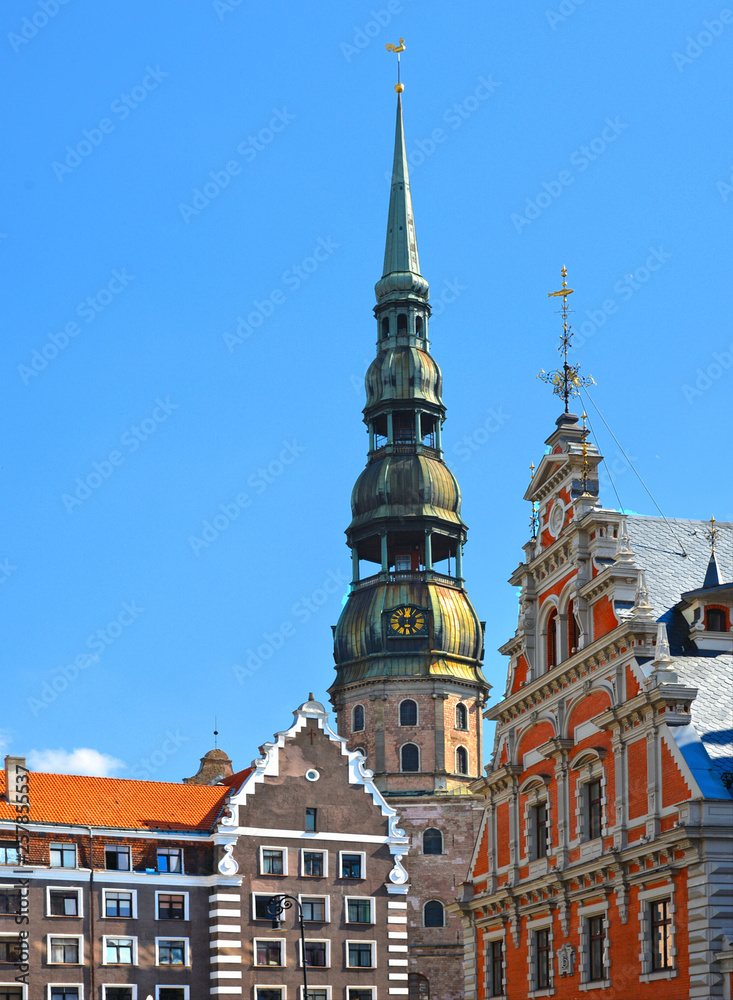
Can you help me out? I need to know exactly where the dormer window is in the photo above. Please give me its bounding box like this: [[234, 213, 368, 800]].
[[706, 608, 726, 632]]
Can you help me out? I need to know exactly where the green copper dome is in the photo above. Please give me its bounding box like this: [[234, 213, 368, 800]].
[[365, 346, 443, 411], [349, 454, 462, 526]]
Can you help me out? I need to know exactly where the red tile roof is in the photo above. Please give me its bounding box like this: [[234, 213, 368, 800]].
[[0, 772, 230, 832]]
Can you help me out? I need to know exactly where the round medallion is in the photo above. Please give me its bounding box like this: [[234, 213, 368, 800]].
[[549, 501, 565, 538], [305, 768, 320, 782], [389, 605, 427, 636]]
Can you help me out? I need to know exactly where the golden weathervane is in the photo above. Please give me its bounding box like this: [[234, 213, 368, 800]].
[[385, 37, 406, 92], [705, 515, 720, 553], [537, 266, 595, 412]]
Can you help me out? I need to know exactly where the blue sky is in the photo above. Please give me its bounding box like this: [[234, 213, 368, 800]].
[[3, 0, 732, 779]]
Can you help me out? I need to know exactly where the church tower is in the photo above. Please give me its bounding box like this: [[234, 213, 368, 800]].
[[328, 90, 490, 792]]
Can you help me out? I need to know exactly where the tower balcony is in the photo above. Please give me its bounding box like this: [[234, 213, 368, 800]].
[[350, 569, 463, 592]]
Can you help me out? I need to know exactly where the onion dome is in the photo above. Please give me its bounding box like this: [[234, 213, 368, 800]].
[[365, 347, 443, 411], [349, 454, 462, 528]]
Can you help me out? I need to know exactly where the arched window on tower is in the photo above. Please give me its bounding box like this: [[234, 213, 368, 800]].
[[415, 315, 423, 336], [401, 743, 419, 772], [352, 704, 364, 732], [422, 828, 442, 855], [381, 317, 390, 339], [455, 703, 468, 730], [423, 900, 445, 927], [706, 608, 726, 632], [456, 746, 468, 775], [400, 699, 418, 726], [408, 973, 429, 1000], [546, 608, 558, 669], [397, 313, 407, 335]]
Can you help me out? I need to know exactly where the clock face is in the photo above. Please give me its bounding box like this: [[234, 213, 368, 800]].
[[389, 605, 427, 636]]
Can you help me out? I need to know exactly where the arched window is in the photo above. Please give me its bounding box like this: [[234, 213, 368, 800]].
[[423, 900, 444, 927], [456, 746, 468, 775], [455, 703, 468, 730], [415, 315, 424, 335], [706, 608, 726, 632], [381, 317, 389, 338], [401, 743, 419, 772], [397, 313, 407, 334], [400, 699, 418, 726], [352, 704, 365, 732], [546, 608, 558, 669], [422, 828, 442, 855], [408, 973, 429, 1000]]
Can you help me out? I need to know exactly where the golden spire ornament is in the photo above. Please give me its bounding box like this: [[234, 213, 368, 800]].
[[385, 37, 406, 92], [705, 515, 719, 553], [580, 412, 593, 495], [528, 462, 539, 538], [537, 266, 595, 412]]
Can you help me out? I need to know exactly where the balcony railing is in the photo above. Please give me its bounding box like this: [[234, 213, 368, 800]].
[[350, 570, 461, 591]]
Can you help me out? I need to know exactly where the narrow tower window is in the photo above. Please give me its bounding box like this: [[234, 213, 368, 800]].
[[422, 828, 442, 855], [456, 746, 468, 775], [352, 705, 365, 732], [415, 315, 423, 335], [423, 900, 444, 927], [546, 608, 558, 669], [399, 700, 418, 726], [455, 703, 468, 730], [401, 743, 419, 772], [381, 317, 390, 338], [397, 313, 407, 334]]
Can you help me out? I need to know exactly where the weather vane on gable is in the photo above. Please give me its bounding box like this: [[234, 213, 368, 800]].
[[385, 37, 405, 92], [705, 515, 719, 553], [537, 266, 595, 412]]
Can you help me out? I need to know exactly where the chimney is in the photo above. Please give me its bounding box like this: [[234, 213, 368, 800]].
[[4, 756, 27, 806]]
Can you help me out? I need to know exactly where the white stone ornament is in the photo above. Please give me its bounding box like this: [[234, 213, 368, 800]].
[[218, 842, 238, 875], [557, 943, 575, 976], [388, 854, 408, 885]]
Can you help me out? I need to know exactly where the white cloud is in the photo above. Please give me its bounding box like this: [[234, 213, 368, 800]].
[[27, 747, 126, 777]]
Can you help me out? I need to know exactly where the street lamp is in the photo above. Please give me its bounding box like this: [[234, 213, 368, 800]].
[[268, 894, 308, 999]]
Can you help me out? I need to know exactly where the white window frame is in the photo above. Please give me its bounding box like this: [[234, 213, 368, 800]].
[[101, 935, 137, 966], [298, 894, 330, 923], [259, 845, 288, 877], [155, 890, 189, 921], [299, 988, 331, 1000], [346, 986, 377, 999], [638, 884, 678, 982], [155, 988, 189, 1000], [103, 844, 131, 872], [577, 900, 610, 989], [46, 986, 84, 1000], [345, 939, 376, 969], [253, 986, 287, 1000], [101, 888, 137, 920], [298, 937, 331, 969], [46, 886, 83, 919], [300, 848, 328, 878], [49, 843, 77, 869], [344, 896, 375, 925], [47, 934, 84, 965], [526, 915, 553, 997], [252, 891, 280, 921], [253, 936, 286, 968], [0, 983, 27, 1000], [156, 847, 184, 874], [484, 929, 505, 999], [154, 936, 190, 968], [520, 776, 552, 864], [398, 698, 418, 726], [570, 750, 607, 844], [101, 988, 137, 1000], [339, 850, 366, 880]]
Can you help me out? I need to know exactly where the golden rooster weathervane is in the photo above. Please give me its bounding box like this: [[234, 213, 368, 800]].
[[385, 37, 406, 92]]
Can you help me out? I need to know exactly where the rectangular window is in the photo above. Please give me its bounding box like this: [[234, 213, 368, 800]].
[[0, 988, 23, 1000], [347, 992, 375, 1000], [157, 939, 186, 966], [0, 889, 21, 914], [588, 915, 605, 981], [102, 990, 133, 1000], [50, 989, 81, 1000], [254, 894, 277, 921], [158, 990, 187, 1000], [50, 845, 77, 869], [533, 804, 548, 859], [303, 941, 328, 967], [490, 939, 503, 996], [0, 938, 22, 963], [255, 939, 283, 967], [104, 846, 130, 872], [341, 853, 363, 879], [347, 898, 372, 924], [305, 808, 317, 832], [157, 848, 182, 873], [0, 848, 20, 866], [49, 890, 79, 917], [49, 937, 81, 964], [104, 891, 133, 918], [255, 991, 283, 1000], [347, 942, 374, 968], [104, 937, 134, 964], [305, 992, 329, 1000], [301, 897, 326, 922], [651, 901, 673, 971], [588, 779, 602, 840], [157, 894, 185, 920], [536, 929, 550, 989], [261, 849, 285, 875], [303, 851, 324, 877]]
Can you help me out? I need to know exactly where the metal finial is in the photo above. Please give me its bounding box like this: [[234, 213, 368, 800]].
[[580, 412, 592, 495], [528, 463, 539, 538], [385, 38, 405, 92], [705, 515, 719, 553], [537, 266, 595, 412], [214, 717, 218, 749]]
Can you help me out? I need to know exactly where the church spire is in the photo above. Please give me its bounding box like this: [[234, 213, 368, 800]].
[[381, 94, 422, 282]]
